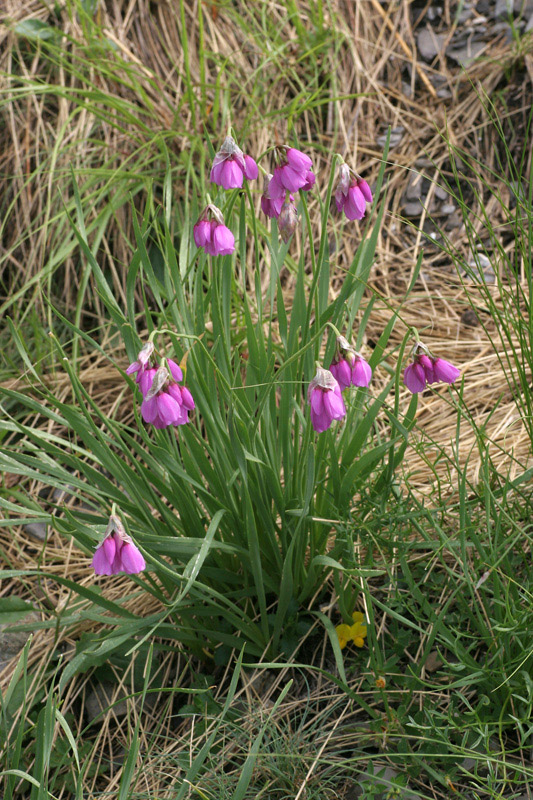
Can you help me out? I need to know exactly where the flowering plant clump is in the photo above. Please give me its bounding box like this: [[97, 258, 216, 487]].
[[210, 135, 258, 189], [336, 611, 368, 649], [194, 204, 235, 256], [329, 335, 372, 390], [403, 341, 461, 394], [334, 163, 373, 221], [92, 514, 146, 575]]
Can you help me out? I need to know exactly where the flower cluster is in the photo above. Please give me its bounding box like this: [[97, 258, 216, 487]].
[[329, 335, 372, 390], [336, 611, 368, 649], [193, 204, 235, 256], [210, 136, 258, 189], [92, 515, 145, 575], [334, 163, 373, 221], [403, 343, 461, 394], [127, 346, 195, 428]]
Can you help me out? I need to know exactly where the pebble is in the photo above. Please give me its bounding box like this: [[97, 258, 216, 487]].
[[405, 172, 423, 200], [495, 0, 513, 16], [402, 200, 424, 216], [377, 126, 404, 149], [527, 14, 533, 29], [417, 29, 447, 60], [85, 681, 156, 723], [434, 185, 449, 200], [441, 203, 456, 214], [461, 308, 479, 327], [23, 522, 48, 541], [447, 40, 486, 66], [0, 612, 39, 670]]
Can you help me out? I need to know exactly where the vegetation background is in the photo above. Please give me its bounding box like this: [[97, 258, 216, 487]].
[[1, 0, 532, 798]]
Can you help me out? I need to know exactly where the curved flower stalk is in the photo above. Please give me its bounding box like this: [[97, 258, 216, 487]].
[[193, 205, 235, 256], [308, 365, 346, 432], [92, 514, 145, 575], [329, 335, 372, 390], [210, 135, 258, 189], [334, 163, 373, 221], [403, 341, 461, 394]]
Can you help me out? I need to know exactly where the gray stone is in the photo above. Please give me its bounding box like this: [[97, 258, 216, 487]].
[[23, 522, 48, 542], [526, 14, 533, 29], [434, 185, 449, 200], [495, 0, 513, 16], [85, 681, 156, 723], [402, 200, 424, 216], [377, 126, 404, 149], [417, 29, 447, 60], [0, 612, 40, 669], [405, 172, 423, 200], [447, 40, 486, 66], [437, 88, 452, 98], [441, 203, 456, 214]]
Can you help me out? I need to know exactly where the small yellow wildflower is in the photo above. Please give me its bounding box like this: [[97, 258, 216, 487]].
[[335, 611, 368, 649], [375, 676, 386, 689]]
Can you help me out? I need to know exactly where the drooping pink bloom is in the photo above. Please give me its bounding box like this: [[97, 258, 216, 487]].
[[92, 515, 145, 575], [261, 173, 285, 218], [126, 341, 155, 384], [403, 344, 461, 393], [335, 163, 373, 221], [308, 366, 346, 433], [210, 136, 258, 190], [140, 364, 194, 428], [278, 196, 298, 243], [329, 335, 372, 390], [269, 146, 315, 198], [193, 205, 235, 256], [432, 358, 461, 384]]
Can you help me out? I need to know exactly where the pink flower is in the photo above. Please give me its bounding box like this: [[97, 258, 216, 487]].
[[269, 146, 315, 198], [335, 164, 373, 221], [278, 196, 298, 243], [308, 366, 346, 432], [140, 364, 195, 428], [210, 136, 258, 190], [403, 344, 461, 393], [193, 205, 235, 256], [261, 174, 285, 218], [126, 341, 155, 383], [329, 336, 372, 390], [92, 515, 145, 575]]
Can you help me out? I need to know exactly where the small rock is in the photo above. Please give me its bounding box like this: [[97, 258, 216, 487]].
[[23, 522, 48, 541], [402, 200, 424, 216], [401, 81, 413, 98], [460, 757, 478, 772], [492, 21, 515, 42], [526, 14, 533, 29], [434, 185, 449, 201], [417, 29, 447, 60], [445, 211, 463, 229], [437, 88, 452, 98], [461, 308, 479, 327], [495, 0, 513, 17], [85, 681, 156, 723], [515, 0, 533, 14], [377, 127, 404, 149], [447, 40, 486, 66], [405, 172, 423, 200], [425, 651, 443, 673], [0, 612, 40, 670], [441, 203, 456, 214]]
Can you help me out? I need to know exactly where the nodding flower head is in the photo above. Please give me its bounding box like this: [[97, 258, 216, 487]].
[[261, 173, 285, 219], [210, 135, 258, 190], [92, 515, 146, 576], [278, 195, 298, 243], [403, 342, 461, 394], [268, 146, 316, 199], [329, 335, 372, 391], [335, 163, 373, 221], [140, 362, 195, 428], [193, 205, 235, 256], [308, 365, 347, 433]]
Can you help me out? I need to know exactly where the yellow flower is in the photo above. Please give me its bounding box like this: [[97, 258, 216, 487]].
[[335, 623, 352, 649], [335, 611, 368, 649], [349, 611, 367, 648]]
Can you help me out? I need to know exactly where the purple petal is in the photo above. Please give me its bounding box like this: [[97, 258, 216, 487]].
[[157, 392, 182, 425], [352, 358, 372, 387], [301, 170, 316, 191], [210, 159, 225, 185], [92, 544, 114, 575], [323, 388, 346, 421], [279, 165, 308, 192], [212, 224, 235, 255], [180, 386, 195, 410], [194, 220, 212, 248], [103, 535, 116, 563], [403, 362, 427, 394], [219, 159, 244, 190], [344, 185, 366, 220], [141, 396, 159, 423], [268, 169, 285, 199], [358, 179, 373, 203], [243, 155, 258, 180], [126, 360, 140, 376], [432, 358, 460, 384], [120, 542, 146, 574], [138, 368, 156, 398], [167, 359, 183, 383], [330, 359, 352, 391], [418, 354, 435, 384], [286, 148, 312, 172], [310, 387, 324, 415]]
